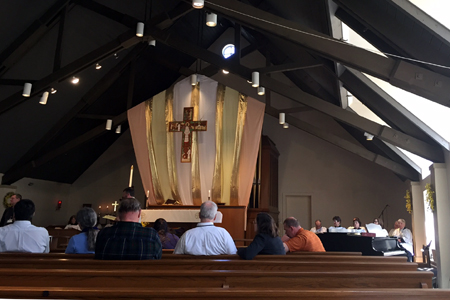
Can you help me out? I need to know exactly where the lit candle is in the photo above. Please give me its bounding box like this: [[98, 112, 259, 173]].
[[147, 190, 150, 197], [208, 190, 211, 198], [129, 165, 134, 187]]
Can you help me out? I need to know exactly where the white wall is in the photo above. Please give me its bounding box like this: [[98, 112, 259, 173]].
[[263, 112, 411, 230]]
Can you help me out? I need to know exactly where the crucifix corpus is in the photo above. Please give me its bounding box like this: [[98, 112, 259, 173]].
[[169, 107, 207, 163]]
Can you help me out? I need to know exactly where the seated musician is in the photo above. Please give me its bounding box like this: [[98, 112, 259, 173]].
[[310, 219, 327, 234], [388, 221, 399, 236], [238, 213, 285, 260], [95, 198, 162, 260], [328, 216, 345, 231], [393, 218, 414, 262], [373, 218, 383, 228], [347, 217, 366, 233], [173, 201, 237, 255], [282, 217, 325, 253]]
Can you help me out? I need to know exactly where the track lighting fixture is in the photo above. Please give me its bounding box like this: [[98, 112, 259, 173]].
[[115, 125, 121, 134], [114, 53, 119, 59], [192, 0, 204, 9], [50, 88, 57, 94], [136, 22, 144, 37], [364, 132, 374, 141], [251, 72, 259, 87], [148, 39, 156, 46], [191, 74, 198, 86], [279, 113, 285, 125], [22, 83, 32, 97], [39, 91, 49, 105], [222, 70, 229, 74], [71, 76, 79, 84], [95, 63, 102, 70], [206, 12, 217, 27], [283, 123, 289, 129], [106, 119, 112, 130], [257, 86, 265, 95]]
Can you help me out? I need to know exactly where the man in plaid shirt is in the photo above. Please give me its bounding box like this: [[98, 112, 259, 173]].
[[95, 198, 162, 260]]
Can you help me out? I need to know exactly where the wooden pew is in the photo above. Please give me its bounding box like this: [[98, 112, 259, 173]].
[[0, 258, 418, 272], [0, 269, 433, 289], [0, 287, 449, 300]]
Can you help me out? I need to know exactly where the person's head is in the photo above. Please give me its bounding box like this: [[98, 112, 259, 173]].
[[352, 217, 362, 229], [394, 221, 400, 229], [373, 218, 383, 227], [122, 187, 135, 199], [13, 199, 35, 221], [118, 198, 141, 222], [68, 215, 77, 225], [397, 219, 406, 229], [332, 216, 341, 227], [315, 219, 322, 229], [153, 218, 169, 236], [199, 201, 217, 222], [10, 194, 22, 206], [76, 207, 97, 229], [283, 217, 301, 238], [256, 213, 278, 238]]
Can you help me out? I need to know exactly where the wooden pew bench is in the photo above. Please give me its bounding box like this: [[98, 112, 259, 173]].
[[0, 269, 434, 289], [0, 287, 449, 300], [0, 258, 418, 272]]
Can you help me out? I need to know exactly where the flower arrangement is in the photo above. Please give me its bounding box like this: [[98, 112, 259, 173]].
[[404, 190, 412, 214], [425, 183, 435, 212], [3, 192, 14, 209]]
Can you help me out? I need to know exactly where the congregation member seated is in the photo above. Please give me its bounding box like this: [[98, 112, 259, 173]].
[[0, 199, 49, 253], [174, 201, 237, 255], [0, 193, 21, 227], [64, 215, 81, 231], [65, 208, 99, 254], [153, 218, 179, 249], [282, 217, 325, 253], [310, 219, 327, 234], [393, 218, 414, 262], [95, 198, 162, 260], [348, 217, 366, 233], [237, 213, 285, 260], [328, 215, 346, 231], [389, 220, 400, 236]]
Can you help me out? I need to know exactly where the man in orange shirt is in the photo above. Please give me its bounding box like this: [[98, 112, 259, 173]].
[[282, 217, 325, 253]]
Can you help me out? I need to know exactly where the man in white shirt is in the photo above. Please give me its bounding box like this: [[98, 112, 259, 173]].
[[174, 201, 237, 255], [395, 218, 413, 262], [310, 219, 327, 234], [0, 199, 49, 253]]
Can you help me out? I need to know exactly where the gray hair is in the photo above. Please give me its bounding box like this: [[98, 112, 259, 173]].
[[284, 217, 300, 228], [118, 198, 141, 214], [76, 207, 98, 251], [199, 201, 217, 220]]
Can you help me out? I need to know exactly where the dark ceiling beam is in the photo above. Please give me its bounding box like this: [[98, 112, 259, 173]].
[[148, 27, 444, 162], [1, 112, 127, 185], [256, 63, 322, 74], [76, 114, 116, 120], [205, 0, 450, 109], [265, 106, 419, 180], [340, 67, 449, 150], [0, 79, 37, 86], [0, 29, 141, 116], [280, 106, 313, 113], [2, 44, 145, 185], [53, 5, 67, 72], [0, 0, 71, 76]]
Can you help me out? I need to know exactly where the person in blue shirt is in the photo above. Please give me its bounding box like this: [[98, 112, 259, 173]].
[[65, 207, 98, 254]]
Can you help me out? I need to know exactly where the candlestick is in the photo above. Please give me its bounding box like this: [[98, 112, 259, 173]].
[[129, 165, 134, 187]]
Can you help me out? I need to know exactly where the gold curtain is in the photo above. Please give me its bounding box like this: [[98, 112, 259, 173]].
[[211, 84, 225, 203], [190, 83, 202, 205]]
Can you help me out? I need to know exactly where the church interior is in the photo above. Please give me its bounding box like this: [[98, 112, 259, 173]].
[[1, 0, 450, 294]]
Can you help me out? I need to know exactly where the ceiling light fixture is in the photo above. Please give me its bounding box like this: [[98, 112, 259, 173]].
[[71, 76, 79, 84], [50, 88, 57, 94], [95, 63, 102, 70], [115, 125, 121, 134], [148, 39, 156, 46], [206, 12, 217, 27], [257, 86, 265, 95], [106, 119, 112, 130], [251, 71, 259, 87], [279, 113, 285, 125], [39, 91, 49, 105], [114, 53, 119, 59], [283, 123, 289, 129], [191, 74, 198, 86], [22, 82, 32, 97], [136, 22, 144, 37], [192, 0, 204, 9], [364, 132, 374, 141], [222, 69, 229, 74]]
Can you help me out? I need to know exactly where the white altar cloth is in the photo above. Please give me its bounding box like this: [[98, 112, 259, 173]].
[[141, 209, 222, 223]]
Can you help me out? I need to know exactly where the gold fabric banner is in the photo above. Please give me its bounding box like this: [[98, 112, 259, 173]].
[[190, 83, 202, 205], [211, 84, 225, 203], [145, 99, 164, 205], [229, 93, 248, 205], [165, 86, 182, 203]]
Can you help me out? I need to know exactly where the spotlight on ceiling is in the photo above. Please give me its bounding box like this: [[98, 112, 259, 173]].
[[192, 0, 204, 9], [95, 63, 102, 70], [114, 53, 119, 59], [22, 82, 32, 97], [191, 74, 198, 86], [106, 119, 112, 130], [279, 112, 285, 125], [257, 86, 265, 95], [364, 132, 374, 141], [283, 123, 289, 129], [50, 87, 57, 94], [136, 22, 144, 37], [71, 76, 79, 84], [222, 70, 229, 74], [251, 71, 259, 87], [206, 12, 217, 27], [115, 125, 122, 134], [148, 39, 156, 46], [39, 91, 49, 105]]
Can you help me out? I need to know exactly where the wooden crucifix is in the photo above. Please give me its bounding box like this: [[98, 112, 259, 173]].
[[169, 107, 207, 163]]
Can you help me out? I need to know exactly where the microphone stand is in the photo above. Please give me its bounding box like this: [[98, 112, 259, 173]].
[[378, 204, 389, 229]]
